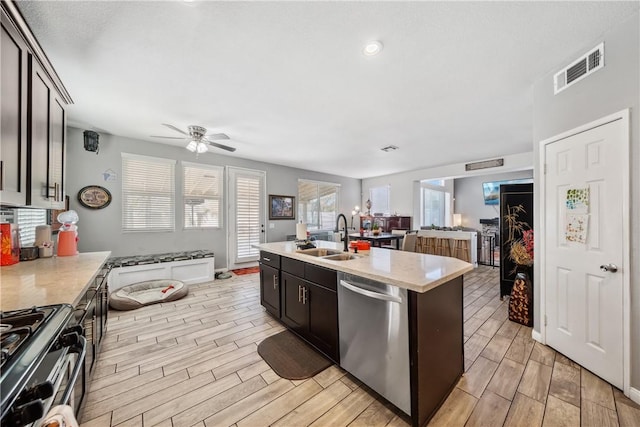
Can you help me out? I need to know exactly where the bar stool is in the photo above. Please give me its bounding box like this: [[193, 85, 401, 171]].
[[425, 237, 437, 255], [415, 236, 427, 253], [453, 238, 470, 262], [435, 238, 452, 257]]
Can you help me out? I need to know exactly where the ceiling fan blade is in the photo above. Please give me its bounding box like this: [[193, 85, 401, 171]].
[[207, 133, 230, 141], [162, 123, 189, 136], [150, 135, 186, 140], [205, 139, 236, 152]]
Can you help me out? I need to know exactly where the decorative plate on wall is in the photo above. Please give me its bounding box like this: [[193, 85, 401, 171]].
[[77, 185, 112, 209]]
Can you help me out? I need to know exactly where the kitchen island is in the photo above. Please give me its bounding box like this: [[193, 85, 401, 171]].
[[256, 241, 472, 427]]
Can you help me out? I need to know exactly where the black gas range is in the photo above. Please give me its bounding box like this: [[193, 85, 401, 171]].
[[0, 304, 86, 426]]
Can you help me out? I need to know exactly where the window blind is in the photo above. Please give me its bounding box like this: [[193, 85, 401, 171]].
[[16, 208, 47, 246], [122, 153, 175, 232], [235, 175, 261, 260], [298, 180, 340, 230], [183, 162, 223, 229]]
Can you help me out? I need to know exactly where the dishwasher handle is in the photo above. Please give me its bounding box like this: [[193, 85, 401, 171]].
[[339, 280, 402, 303]]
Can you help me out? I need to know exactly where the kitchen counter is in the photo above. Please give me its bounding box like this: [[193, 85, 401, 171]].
[[0, 251, 111, 311], [256, 241, 472, 293]]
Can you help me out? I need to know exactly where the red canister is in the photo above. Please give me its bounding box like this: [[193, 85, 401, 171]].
[[1, 223, 20, 266]]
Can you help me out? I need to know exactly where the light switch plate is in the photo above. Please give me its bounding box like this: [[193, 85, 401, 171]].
[[269, 223, 275, 229]]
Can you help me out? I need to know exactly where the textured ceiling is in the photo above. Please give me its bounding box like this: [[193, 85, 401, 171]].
[[16, 1, 639, 179]]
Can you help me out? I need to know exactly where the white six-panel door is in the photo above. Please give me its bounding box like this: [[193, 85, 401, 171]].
[[543, 113, 628, 389]]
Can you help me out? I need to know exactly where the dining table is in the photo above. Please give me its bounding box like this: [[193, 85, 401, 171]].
[[348, 232, 404, 249]]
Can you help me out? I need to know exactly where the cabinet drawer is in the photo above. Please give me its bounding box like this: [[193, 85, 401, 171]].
[[281, 256, 305, 277], [305, 264, 337, 291], [259, 251, 280, 269]]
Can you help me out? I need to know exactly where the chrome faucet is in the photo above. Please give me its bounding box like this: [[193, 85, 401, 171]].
[[335, 213, 349, 252]]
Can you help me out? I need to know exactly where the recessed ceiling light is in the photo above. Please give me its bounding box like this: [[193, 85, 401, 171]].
[[363, 41, 383, 56]]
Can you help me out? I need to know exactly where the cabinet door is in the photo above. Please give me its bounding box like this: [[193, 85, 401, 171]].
[[307, 281, 339, 362], [259, 264, 280, 318], [0, 12, 28, 205], [280, 272, 307, 334], [29, 56, 52, 208], [49, 97, 65, 208]]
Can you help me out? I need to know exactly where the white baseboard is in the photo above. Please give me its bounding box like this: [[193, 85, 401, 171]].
[[629, 387, 640, 405], [531, 329, 542, 343]]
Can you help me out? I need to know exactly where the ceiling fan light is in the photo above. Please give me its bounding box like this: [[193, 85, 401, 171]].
[[363, 40, 383, 56], [196, 142, 208, 154], [186, 140, 197, 152]]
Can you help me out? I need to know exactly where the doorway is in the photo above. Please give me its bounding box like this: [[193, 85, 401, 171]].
[[227, 167, 266, 270], [539, 110, 630, 392]]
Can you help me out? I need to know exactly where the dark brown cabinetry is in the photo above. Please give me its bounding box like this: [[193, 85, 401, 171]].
[[360, 215, 412, 232], [28, 56, 66, 209], [260, 264, 280, 318], [280, 259, 339, 362], [259, 251, 281, 318], [259, 252, 339, 363], [0, 2, 70, 209], [72, 263, 109, 412], [0, 9, 28, 205]]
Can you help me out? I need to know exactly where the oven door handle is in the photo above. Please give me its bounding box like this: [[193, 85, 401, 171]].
[[60, 335, 87, 406]]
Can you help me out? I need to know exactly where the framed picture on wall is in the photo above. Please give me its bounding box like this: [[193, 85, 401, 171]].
[[269, 195, 295, 220]]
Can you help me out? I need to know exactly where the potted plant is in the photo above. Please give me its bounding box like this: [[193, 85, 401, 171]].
[[372, 223, 380, 236]]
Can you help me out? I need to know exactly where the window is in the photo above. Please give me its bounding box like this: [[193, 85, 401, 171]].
[[122, 153, 175, 232], [369, 185, 390, 215], [298, 180, 340, 230], [15, 208, 47, 246], [183, 162, 223, 228], [421, 187, 451, 227]]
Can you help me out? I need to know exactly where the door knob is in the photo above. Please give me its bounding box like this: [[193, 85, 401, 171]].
[[600, 263, 618, 273]]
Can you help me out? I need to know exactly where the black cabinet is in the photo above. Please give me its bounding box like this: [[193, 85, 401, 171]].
[[28, 55, 66, 208], [499, 183, 534, 298], [281, 260, 339, 362], [0, 2, 69, 209], [260, 251, 339, 363], [260, 264, 280, 318], [0, 9, 28, 206], [259, 251, 281, 318]]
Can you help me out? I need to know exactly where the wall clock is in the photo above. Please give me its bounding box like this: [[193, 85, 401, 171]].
[[77, 185, 112, 209]]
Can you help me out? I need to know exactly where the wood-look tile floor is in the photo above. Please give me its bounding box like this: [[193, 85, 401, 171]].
[[79, 266, 640, 427]]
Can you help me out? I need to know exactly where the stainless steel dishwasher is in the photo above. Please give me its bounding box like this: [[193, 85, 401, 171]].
[[337, 272, 410, 415]]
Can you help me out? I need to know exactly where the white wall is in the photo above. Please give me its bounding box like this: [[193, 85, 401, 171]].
[[362, 151, 533, 227], [532, 12, 639, 389], [66, 127, 361, 268], [454, 170, 533, 230]]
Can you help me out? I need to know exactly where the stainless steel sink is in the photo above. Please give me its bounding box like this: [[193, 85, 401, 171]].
[[296, 248, 344, 257], [322, 253, 359, 261]]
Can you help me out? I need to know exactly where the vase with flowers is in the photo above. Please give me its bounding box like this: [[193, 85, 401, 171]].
[[505, 204, 534, 326], [372, 223, 380, 236]]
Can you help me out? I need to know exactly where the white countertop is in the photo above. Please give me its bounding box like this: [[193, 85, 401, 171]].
[[256, 241, 473, 293], [0, 251, 111, 311]]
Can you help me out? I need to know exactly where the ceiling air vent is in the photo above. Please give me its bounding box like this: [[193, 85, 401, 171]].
[[554, 43, 604, 95], [465, 158, 504, 171]]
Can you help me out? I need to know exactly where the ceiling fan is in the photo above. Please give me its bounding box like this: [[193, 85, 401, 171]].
[[151, 123, 236, 153]]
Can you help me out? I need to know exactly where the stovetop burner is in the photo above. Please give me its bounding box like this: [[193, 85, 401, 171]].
[[0, 307, 54, 370]]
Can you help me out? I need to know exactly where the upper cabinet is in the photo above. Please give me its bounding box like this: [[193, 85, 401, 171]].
[[0, 1, 71, 208], [29, 57, 66, 209], [0, 11, 28, 206]]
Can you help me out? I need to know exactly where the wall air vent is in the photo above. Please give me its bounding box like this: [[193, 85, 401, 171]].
[[465, 158, 504, 171], [554, 42, 604, 95]]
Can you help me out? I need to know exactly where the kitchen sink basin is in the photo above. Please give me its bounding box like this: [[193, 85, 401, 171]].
[[296, 248, 344, 257], [322, 253, 360, 261]]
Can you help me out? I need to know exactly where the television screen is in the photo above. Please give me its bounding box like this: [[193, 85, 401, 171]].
[[482, 179, 532, 205]]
